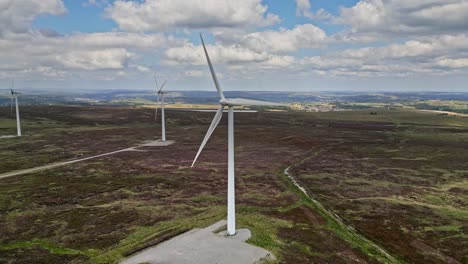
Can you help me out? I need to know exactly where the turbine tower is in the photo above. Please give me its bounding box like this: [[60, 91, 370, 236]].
[[10, 89, 22, 137], [154, 76, 168, 142], [191, 34, 283, 236]]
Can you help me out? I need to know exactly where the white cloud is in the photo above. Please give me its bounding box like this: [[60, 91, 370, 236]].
[[63, 32, 166, 50], [0, 0, 174, 83], [436, 58, 468, 69], [337, 0, 468, 38], [165, 43, 271, 66], [244, 24, 327, 52], [164, 41, 295, 79], [0, 1, 169, 79], [342, 34, 468, 60], [295, 0, 332, 20], [0, 30, 171, 82], [0, 0, 66, 34], [54, 49, 133, 70], [301, 34, 468, 77], [216, 24, 328, 53], [82, 0, 109, 8], [133, 65, 151, 73], [295, 0, 311, 16], [184, 70, 205, 77], [106, 0, 280, 32]]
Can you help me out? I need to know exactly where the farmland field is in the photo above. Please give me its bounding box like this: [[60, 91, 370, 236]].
[[0, 106, 467, 263]]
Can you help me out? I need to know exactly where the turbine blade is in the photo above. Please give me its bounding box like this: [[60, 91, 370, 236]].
[[154, 75, 159, 90], [192, 104, 225, 167], [200, 33, 225, 100], [158, 81, 167, 93], [225, 98, 287, 107]]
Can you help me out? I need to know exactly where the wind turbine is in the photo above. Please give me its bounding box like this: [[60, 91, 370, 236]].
[[191, 34, 284, 236], [10, 88, 22, 137], [154, 76, 168, 142]]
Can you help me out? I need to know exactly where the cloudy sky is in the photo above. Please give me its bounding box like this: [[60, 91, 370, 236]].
[[1, 0, 468, 92]]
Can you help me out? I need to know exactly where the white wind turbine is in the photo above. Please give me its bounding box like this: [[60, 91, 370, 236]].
[[10, 88, 22, 137], [154, 76, 168, 142], [191, 34, 284, 236]]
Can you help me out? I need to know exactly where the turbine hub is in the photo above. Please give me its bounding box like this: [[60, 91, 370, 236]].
[[219, 98, 228, 106]]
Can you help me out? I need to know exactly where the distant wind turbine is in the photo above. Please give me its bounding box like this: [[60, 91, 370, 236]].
[[191, 34, 284, 236], [154, 76, 168, 142], [10, 88, 22, 137]]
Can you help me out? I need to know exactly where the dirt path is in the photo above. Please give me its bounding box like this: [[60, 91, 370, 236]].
[[283, 151, 404, 264], [0, 140, 175, 180], [0, 147, 136, 180], [0, 135, 17, 139]]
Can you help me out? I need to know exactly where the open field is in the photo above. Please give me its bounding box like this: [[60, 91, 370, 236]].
[[0, 106, 467, 263], [0, 106, 383, 264], [288, 109, 468, 264]]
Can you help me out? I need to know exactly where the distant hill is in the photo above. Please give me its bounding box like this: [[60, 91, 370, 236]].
[[1, 90, 468, 106]]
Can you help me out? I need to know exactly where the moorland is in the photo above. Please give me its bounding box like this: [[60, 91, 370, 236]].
[[0, 105, 467, 264]]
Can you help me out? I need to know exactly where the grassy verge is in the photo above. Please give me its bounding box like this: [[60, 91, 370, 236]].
[[279, 160, 407, 264], [237, 213, 292, 258], [0, 238, 99, 258]]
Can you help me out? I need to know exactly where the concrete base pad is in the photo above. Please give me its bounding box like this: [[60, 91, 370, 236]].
[[140, 139, 175, 147], [218, 228, 252, 242], [121, 220, 274, 264]]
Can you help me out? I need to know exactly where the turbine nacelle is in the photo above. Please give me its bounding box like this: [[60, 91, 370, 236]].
[[10, 89, 20, 96]]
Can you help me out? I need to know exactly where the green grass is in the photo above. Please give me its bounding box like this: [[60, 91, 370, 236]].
[[279, 165, 407, 264], [438, 180, 468, 191], [0, 238, 99, 257], [238, 213, 292, 258], [288, 241, 330, 258], [422, 194, 448, 206], [356, 196, 468, 221], [305, 109, 468, 127], [423, 225, 462, 232], [391, 130, 468, 143], [0, 117, 19, 124], [277, 201, 304, 213], [191, 194, 224, 203], [436, 207, 468, 221]]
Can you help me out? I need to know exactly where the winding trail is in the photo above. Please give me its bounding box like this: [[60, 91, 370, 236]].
[[283, 152, 403, 264]]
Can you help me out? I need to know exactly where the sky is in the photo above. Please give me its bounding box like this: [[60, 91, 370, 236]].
[[1, 0, 468, 92]]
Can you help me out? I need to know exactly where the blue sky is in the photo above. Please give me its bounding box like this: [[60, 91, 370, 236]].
[[34, 1, 116, 33], [1, 0, 468, 92], [33, 1, 359, 36]]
